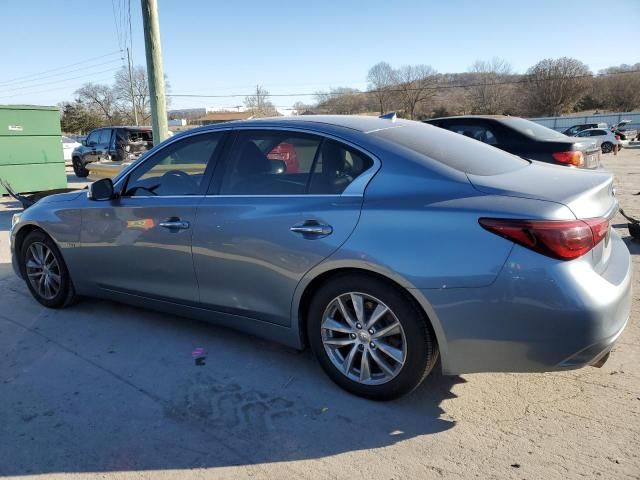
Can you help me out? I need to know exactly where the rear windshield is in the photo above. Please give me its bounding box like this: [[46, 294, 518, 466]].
[[372, 123, 528, 176], [503, 118, 567, 141]]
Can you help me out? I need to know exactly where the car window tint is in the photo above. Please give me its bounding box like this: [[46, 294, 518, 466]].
[[125, 133, 222, 197], [444, 124, 499, 145], [220, 131, 321, 195], [308, 140, 374, 194], [373, 123, 528, 176], [98, 129, 111, 145], [86, 130, 100, 144]]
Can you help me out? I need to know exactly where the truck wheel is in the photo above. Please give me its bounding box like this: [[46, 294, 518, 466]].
[[72, 157, 89, 177]]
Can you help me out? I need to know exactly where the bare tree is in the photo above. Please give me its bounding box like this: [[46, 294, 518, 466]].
[[75, 83, 121, 124], [244, 85, 278, 117], [367, 62, 395, 114], [292, 101, 314, 115], [391, 65, 438, 119], [113, 66, 152, 123], [468, 57, 514, 114], [315, 87, 367, 114], [524, 57, 591, 116], [595, 64, 640, 112]]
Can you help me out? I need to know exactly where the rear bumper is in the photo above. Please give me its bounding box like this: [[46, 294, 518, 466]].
[[419, 229, 632, 375]]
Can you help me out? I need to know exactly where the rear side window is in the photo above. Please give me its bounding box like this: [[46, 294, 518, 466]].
[[373, 123, 528, 176], [220, 131, 374, 195]]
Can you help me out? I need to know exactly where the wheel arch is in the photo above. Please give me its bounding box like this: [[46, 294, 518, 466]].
[[14, 224, 50, 276], [292, 262, 448, 367]]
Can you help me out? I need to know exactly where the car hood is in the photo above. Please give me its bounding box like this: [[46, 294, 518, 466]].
[[467, 161, 615, 219], [34, 190, 85, 206]]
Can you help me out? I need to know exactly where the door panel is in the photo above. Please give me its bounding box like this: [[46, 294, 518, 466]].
[[192, 195, 363, 326], [79, 131, 226, 303], [80, 197, 201, 302]]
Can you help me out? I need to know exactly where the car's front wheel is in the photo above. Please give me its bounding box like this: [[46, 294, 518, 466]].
[[72, 157, 89, 177], [308, 274, 438, 400], [601, 142, 613, 154], [21, 230, 78, 308]]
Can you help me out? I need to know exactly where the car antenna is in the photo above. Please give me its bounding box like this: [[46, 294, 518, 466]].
[[379, 112, 397, 122]]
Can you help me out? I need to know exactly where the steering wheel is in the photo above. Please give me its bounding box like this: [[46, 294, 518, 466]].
[[160, 169, 198, 193]]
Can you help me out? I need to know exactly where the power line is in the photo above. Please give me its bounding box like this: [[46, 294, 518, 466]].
[[0, 59, 123, 88], [165, 69, 640, 100], [0, 51, 122, 86], [0, 76, 118, 99], [0, 68, 122, 94]]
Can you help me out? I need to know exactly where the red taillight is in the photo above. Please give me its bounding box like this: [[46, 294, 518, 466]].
[[552, 151, 584, 167], [479, 217, 609, 260]]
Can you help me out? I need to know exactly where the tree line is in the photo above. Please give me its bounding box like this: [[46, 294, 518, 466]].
[[296, 58, 640, 119], [60, 65, 166, 134], [61, 57, 640, 133]]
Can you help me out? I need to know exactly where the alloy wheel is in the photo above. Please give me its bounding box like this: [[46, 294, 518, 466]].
[[321, 292, 407, 385], [25, 242, 61, 300]]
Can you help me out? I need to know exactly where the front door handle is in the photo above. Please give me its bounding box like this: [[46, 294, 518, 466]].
[[290, 221, 333, 237], [159, 219, 190, 230]]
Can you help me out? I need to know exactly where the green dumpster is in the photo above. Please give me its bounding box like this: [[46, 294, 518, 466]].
[[0, 105, 67, 194]]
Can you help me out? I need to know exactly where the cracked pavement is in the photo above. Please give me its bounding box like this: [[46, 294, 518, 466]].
[[1, 149, 639, 479]]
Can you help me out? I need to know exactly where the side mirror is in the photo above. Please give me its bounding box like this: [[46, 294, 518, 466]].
[[88, 140, 97, 147], [81, 139, 87, 146], [88, 178, 114, 201]]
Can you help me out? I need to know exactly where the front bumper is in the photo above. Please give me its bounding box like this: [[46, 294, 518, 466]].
[[420, 229, 632, 375]]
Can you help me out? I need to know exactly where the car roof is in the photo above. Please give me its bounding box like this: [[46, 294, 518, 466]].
[[426, 115, 513, 121], [200, 115, 408, 134]]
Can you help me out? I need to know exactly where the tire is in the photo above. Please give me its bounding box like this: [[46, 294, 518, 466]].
[[72, 157, 89, 178], [20, 230, 78, 309], [307, 273, 438, 400], [601, 142, 613, 154]]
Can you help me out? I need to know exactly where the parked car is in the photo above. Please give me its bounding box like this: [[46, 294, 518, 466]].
[[424, 115, 601, 169], [572, 128, 622, 153], [61, 136, 81, 162], [71, 126, 153, 178], [562, 122, 609, 136], [10, 116, 631, 400], [610, 119, 638, 141]]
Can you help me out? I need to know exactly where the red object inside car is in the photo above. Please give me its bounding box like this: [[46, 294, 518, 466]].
[[268, 143, 299, 173]]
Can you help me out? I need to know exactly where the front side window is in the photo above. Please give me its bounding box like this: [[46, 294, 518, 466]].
[[219, 131, 374, 195], [86, 130, 100, 145], [97, 129, 112, 145], [124, 132, 223, 197]]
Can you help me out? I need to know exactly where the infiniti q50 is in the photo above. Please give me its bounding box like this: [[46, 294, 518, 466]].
[[11, 116, 631, 399]]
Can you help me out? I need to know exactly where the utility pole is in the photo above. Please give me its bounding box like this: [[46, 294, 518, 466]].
[[126, 48, 139, 126], [140, 0, 168, 144]]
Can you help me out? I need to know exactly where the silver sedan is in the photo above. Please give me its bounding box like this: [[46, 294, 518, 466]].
[[10, 116, 632, 399]]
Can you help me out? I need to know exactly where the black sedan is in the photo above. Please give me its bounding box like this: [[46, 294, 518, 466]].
[[424, 115, 600, 169]]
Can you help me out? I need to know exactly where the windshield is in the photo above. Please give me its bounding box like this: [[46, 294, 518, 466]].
[[504, 118, 567, 140]]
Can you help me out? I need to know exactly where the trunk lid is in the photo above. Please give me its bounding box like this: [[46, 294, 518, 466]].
[[572, 138, 601, 169], [467, 161, 616, 219]]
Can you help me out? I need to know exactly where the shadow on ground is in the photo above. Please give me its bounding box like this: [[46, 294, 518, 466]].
[[0, 285, 460, 476]]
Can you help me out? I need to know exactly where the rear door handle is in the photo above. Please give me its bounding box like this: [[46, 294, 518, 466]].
[[159, 219, 190, 230], [290, 221, 333, 237]]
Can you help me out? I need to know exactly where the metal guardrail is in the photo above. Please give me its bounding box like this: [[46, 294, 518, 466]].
[[529, 112, 640, 132]]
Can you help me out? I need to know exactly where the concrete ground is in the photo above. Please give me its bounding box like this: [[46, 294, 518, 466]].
[[0, 153, 639, 480]]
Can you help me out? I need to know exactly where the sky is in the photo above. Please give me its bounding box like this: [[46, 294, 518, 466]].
[[1, 0, 639, 113]]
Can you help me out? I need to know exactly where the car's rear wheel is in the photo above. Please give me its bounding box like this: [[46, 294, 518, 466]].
[[601, 142, 613, 154], [308, 274, 438, 400], [21, 230, 77, 308], [72, 157, 89, 177]]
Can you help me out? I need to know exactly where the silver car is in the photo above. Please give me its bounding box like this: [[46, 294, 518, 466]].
[[10, 116, 632, 400], [573, 127, 623, 153]]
